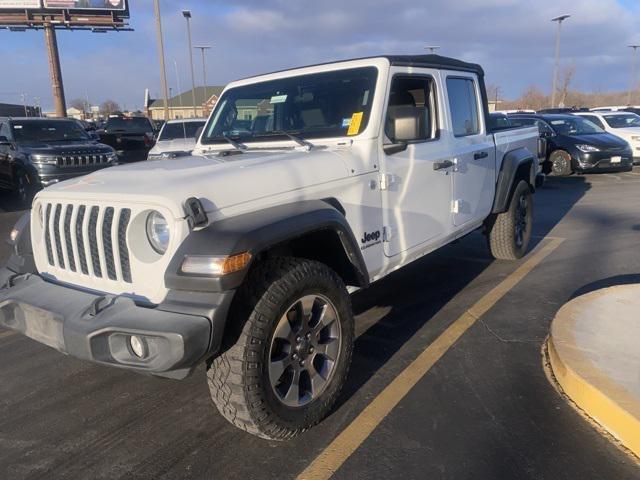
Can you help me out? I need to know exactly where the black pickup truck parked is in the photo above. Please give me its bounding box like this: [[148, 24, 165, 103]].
[[98, 116, 155, 163], [0, 117, 118, 204]]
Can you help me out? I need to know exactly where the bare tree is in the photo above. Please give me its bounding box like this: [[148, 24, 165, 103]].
[[556, 64, 576, 108], [69, 98, 86, 113], [100, 100, 121, 116], [485, 83, 501, 110], [518, 86, 549, 111]]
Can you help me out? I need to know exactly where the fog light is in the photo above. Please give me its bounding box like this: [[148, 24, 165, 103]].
[[129, 335, 146, 358]]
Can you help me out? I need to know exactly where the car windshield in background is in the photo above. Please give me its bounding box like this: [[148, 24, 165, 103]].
[[201, 67, 378, 145], [11, 120, 89, 142], [159, 121, 206, 141], [603, 114, 640, 129], [549, 117, 604, 135], [105, 117, 153, 132]]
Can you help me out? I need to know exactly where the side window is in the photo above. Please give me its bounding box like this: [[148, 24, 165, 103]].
[[446, 77, 480, 137], [385, 76, 437, 142], [535, 120, 554, 136], [0, 122, 11, 140]]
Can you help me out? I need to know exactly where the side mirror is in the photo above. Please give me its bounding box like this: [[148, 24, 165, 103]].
[[0, 135, 10, 146], [388, 106, 426, 143]]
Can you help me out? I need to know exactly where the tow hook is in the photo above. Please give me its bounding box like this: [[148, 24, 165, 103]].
[[87, 295, 116, 317]]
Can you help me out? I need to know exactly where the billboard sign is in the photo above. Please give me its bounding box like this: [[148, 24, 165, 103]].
[[0, 0, 126, 10], [44, 0, 125, 10], [0, 0, 40, 8]]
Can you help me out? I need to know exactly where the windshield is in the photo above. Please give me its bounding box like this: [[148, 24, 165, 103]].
[[201, 67, 378, 145], [548, 117, 604, 135], [603, 114, 640, 129], [11, 120, 89, 142], [159, 121, 206, 141], [105, 117, 153, 133]]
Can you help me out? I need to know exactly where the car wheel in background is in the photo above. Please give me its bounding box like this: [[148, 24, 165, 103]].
[[549, 150, 573, 176]]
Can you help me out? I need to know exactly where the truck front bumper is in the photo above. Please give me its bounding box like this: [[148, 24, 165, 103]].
[[0, 269, 232, 379]]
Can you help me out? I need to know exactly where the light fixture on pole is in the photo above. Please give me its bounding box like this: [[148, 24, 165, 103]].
[[551, 14, 570, 108], [628, 45, 640, 106], [194, 45, 212, 115], [424, 45, 440, 54], [182, 10, 198, 118]]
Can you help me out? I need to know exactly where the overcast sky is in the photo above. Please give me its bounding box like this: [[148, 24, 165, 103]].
[[1, 0, 639, 111]]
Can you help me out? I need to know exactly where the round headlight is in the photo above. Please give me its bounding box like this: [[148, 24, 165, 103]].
[[146, 211, 170, 254]]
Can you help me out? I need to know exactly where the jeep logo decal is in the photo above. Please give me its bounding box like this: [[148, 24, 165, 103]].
[[361, 230, 381, 244]]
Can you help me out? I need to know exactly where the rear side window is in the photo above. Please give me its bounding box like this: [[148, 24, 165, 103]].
[[446, 77, 480, 137]]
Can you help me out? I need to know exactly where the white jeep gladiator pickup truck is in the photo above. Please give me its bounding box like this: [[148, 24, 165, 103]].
[[1, 55, 541, 440]]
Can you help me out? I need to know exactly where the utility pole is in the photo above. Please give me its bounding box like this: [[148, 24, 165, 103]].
[[44, 23, 67, 117], [21, 93, 28, 117], [153, 0, 170, 121], [182, 10, 198, 118], [551, 14, 570, 108], [628, 45, 640, 106], [194, 45, 212, 115]]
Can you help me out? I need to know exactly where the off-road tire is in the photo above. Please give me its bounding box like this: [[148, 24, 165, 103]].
[[487, 180, 533, 260], [207, 257, 354, 440], [549, 150, 573, 176]]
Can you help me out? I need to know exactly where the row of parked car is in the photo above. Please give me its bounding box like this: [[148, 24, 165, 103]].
[[0, 114, 206, 205], [489, 107, 640, 176]]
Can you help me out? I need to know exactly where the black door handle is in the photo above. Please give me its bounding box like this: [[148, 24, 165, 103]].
[[474, 151, 489, 160], [433, 160, 454, 171]]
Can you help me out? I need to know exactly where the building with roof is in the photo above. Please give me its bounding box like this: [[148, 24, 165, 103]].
[[145, 86, 225, 120], [0, 102, 40, 117]]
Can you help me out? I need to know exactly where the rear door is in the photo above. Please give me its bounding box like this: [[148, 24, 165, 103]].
[[443, 75, 496, 227]]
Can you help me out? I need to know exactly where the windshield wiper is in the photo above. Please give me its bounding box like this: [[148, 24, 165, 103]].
[[272, 131, 315, 151], [222, 133, 247, 152]]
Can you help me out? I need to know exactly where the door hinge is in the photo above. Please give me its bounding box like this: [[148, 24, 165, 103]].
[[379, 173, 399, 191], [452, 199, 461, 214]]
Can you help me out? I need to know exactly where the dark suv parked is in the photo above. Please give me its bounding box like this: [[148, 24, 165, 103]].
[[0, 117, 117, 204], [98, 116, 155, 163], [509, 114, 633, 175]]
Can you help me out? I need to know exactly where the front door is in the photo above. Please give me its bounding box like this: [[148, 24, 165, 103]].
[[443, 74, 496, 227], [381, 69, 454, 257]]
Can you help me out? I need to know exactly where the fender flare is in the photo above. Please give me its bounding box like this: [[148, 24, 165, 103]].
[[492, 147, 535, 214], [165, 199, 369, 293]]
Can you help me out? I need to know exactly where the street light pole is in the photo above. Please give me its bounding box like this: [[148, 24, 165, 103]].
[[628, 45, 640, 106], [551, 14, 570, 108], [424, 45, 440, 54], [153, 0, 170, 121], [194, 45, 212, 115], [182, 10, 198, 118]]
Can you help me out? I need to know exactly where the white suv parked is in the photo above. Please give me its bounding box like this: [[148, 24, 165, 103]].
[[1, 54, 542, 439], [574, 111, 640, 163]]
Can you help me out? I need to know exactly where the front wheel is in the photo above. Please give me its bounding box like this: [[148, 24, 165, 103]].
[[486, 180, 533, 260], [548, 150, 573, 176], [207, 257, 354, 440]]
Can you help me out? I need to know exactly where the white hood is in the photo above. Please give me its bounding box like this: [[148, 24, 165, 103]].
[[149, 138, 197, 155], [608, 127, 640, 143], [41, 148, 352, 219]]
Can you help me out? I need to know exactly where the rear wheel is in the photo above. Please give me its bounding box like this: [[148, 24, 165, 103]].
[[487, 180, 533, 260], [207, 257, 354, 440], [549, 150, 573, 176]]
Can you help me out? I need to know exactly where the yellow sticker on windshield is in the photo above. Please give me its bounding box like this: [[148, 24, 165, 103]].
[[347, 112, 364, 136]]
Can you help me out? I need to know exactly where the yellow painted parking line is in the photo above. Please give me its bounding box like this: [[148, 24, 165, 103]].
[[0, 330, 16, 339], [297, 237, 565, 480]]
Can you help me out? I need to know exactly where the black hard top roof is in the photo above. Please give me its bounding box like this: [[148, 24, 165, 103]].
[[242, 54, 484, 81]]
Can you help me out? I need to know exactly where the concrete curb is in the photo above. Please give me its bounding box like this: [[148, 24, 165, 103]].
[[548, 286, 640, 458]]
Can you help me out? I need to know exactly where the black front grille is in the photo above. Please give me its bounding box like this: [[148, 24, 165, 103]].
[[64, 205, 76, 272], [76, 205, 88, 275], [56, 154, 110, 168], [53, 204, 65, 269], [103, 207, 116, 281], [88, 206, 101, 278], [118, 209, 132, 283]]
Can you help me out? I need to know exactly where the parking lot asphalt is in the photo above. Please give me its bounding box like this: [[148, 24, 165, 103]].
[[1, 171, 640, 480]]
